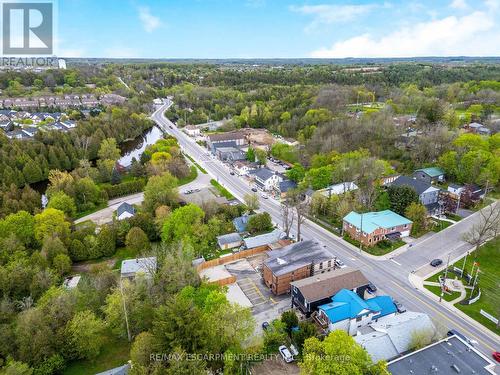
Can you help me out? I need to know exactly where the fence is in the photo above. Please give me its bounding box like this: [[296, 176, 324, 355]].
[[480, 309, 499, 325], [196, 245, 270, 271], [209, 275, 237, 287], [461, 289, 481, 305]]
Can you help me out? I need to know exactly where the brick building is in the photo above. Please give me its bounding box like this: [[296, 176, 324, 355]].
[[263, 240, 337, 295]]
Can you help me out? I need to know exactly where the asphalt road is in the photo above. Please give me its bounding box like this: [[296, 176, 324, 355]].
[[152, 101, 500, 365]]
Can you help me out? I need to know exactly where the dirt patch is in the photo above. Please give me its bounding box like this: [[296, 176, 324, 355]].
[[71, 258, 115, 273], [251, 357, 300, 375]]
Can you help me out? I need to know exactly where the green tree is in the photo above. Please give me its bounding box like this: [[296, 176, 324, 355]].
[[287, 164, 306, 183], [300, 330, 389, 375], [130, 332, 157, 367], [0, 211, 35, 247], [47, 191, 77, 218], [246, 212, 273, 234], [387, 185, 419, 215], [111, 167, 122, 185], [98, 138, 121, 161], [292, 321, 317, 352], [246, 147, 256, 162], [34, 208, 71, 244], [281, 310, 299, 334], [126, 227, 151, 254], [2, 359, 33, 375], [263, 319, 287, 352], [66, 310, 106, 360], [95, 225, 116, 258], [52, 253, 72, 276], [404, 202, 427, 236], [161, 204, 205, 244], [41, 235, 67, 264], [143, 172, 179, 213], [255, 148, 268, 165]]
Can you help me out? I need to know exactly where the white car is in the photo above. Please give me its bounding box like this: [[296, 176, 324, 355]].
[[278, 345, 294, 363], [261, 193, 269, 199], [335, 259, 347, 268]]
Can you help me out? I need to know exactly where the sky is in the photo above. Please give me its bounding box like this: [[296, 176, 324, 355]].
[[55, 0, 500, 58]]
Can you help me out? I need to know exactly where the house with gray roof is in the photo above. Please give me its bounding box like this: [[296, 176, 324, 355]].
[[233, 214, 254, 233], [250, 168, 282, 191], [412, 167, 445, 184], [242, 229, 284, 250], [117, 202, 135, 221], [390, 175, 441, 214], [216, 232, 242, 250], [120, 257, 157, 279]]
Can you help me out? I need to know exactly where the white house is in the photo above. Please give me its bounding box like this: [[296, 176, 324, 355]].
[[447, 184, 464, 197], [184, 125, 201, 137], [63, 275, 81, 289], [232, 161, 257, 176], [116, 202, 135, 221], [320, 182, 359, 197], [250, 168, 282, 191]]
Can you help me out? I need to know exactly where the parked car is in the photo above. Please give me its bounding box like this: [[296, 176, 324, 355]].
[[492, 352, 500, 363], [262, 321, 270, 331], [335, 259, 347, 268], [430, 259, 443, 267], [393, 300, 407, 313], [230, 171, 235, 175], [278, 345, 294, 363], [367, 282, 377, 294], [169, 125, 173, 129], [261, 193, 268, 199], [251, 187, 258, 192], [447, 329, 475, 346]]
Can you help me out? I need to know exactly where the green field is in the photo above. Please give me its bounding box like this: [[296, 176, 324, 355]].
[[210, 179, 235, 199], [343, 235, 405, 256], [424, 284, 460, 302]]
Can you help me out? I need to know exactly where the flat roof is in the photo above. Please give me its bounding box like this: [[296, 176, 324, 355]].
[[388, 335, 496, 375], [265, 240, 333, 276], [343, 210, 412, 234]]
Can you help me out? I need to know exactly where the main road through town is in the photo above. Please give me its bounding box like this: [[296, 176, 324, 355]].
[[152, 100, 500, 364]]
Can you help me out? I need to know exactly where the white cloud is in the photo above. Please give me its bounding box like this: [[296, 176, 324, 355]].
[[310, 9, 500, 58], [138, 6, 161, 33], [290, 3, 378, 31], [450, 0, 467, 9]]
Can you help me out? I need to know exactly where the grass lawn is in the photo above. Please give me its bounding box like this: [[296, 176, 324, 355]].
[[184, 153, 207, 174], [424, 237, 500, 335], [178, 165, 198, 186], [112, 247, 139, 269], [424, 284, 460, 302], [430, 219, 452, 233], [63, 332, 130, 375], [210, 179, 234, 199], [74, 202, 108, 220], [343, 235, 405, 256], [445, 213, 463, 222]]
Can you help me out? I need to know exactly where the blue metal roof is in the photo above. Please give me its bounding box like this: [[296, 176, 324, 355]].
[[232, 214, 254, 233], [366, 296, 397, 318], [318, 289, 373, 323], [343, 210, 412, 234], [415, 167, 444, 178]]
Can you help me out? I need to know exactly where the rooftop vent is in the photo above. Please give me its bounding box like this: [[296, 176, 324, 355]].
[[276, 257, 287, 265]]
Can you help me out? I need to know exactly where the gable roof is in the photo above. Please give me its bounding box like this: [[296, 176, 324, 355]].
[[117, 202, 135, 217], [216, 232, 242, 247], [233, 214, 254, 233], [243, 229, 284, 249], [208, 131, 245, 142], [391, 175, 437, 196], [250, 168, 275, 181], [279, 179, 297, 193], [414, 167, 444, 178], [290, 268, 369, 303], [366, 296, 397, 317], [319, 289, 373, 323], [343, 210, 412, 234]]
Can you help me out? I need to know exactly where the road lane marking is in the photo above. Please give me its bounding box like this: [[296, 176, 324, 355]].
[[390, 259, 402, 266], [389, 280, 495, 352]]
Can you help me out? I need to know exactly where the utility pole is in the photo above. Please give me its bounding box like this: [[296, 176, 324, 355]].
[[470, 267, 480, 299], [461, 252, 469, 279], [119, 279, 132, 342], [440, 253, 451, 302], [359, 212, 363, 253]]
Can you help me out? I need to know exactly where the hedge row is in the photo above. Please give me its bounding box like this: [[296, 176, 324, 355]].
[[102, 179, 146, 199]]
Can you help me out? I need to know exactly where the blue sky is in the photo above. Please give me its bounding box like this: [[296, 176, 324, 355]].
[[56, 0, 500, 58]]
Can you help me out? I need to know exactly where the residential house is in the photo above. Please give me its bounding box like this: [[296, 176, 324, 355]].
[[120, 257, 157, 279], [21, 127, 38, 138], [232, 160, 258, 176], [343, 210, 413, 247], [116, 202, 136, 221], [250, 168, 282, 191], [316, 289, 397, 335], [447, 183, 464, 197], [380, 175, 400, 186], [275, 179, 297, 199], [263, 240, 337, 295], [242, 229, 285, 250], [207, 131, 246, 153], [81, 95, 99, 107], [184, 125, 201, 137], [233, 214, 255, 233], [354, 311, 435, 362], [291, 268, 370, 316], [59, 120, 77, 130], [465, 122, 491, 135], [0, 120, 13, 132], [320, 182, 359, 197], [6, 129, 31, 140], [390, 175, 441, 214], [216, 232, 242, 250], [387, 335, 496, 375], [101, 93, 127, 106], [412, 167, 445, 184]]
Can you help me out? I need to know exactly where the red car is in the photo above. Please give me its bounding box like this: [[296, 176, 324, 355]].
[[493, 352, 500, 363]]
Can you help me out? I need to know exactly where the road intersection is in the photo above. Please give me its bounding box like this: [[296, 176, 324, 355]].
[[152, 100, 499, 366]]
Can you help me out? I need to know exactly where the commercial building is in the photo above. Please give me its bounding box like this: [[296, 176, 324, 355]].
[[263, 240, 337, 295]]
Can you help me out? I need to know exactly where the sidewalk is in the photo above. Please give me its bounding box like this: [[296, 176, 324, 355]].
[[409, 265, 500, 346]]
